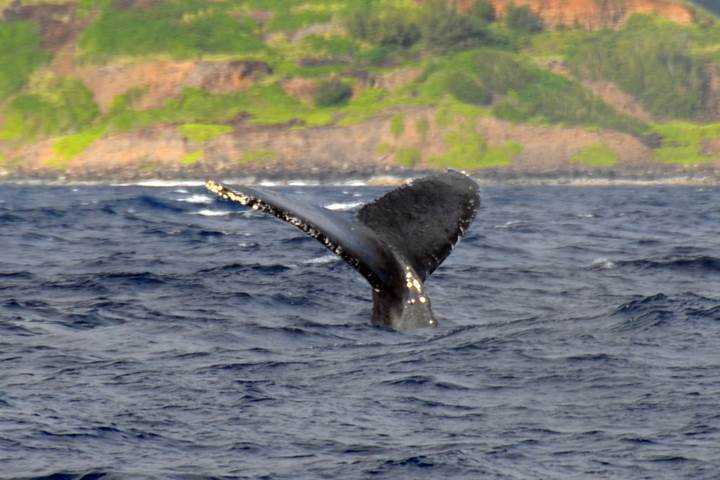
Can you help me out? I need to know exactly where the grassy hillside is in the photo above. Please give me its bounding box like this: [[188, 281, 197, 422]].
[[1, 0, 720, 175]]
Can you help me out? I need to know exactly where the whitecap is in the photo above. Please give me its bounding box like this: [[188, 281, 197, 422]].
[[325, 201, 363, 211], [258, 180, 282, 187], [303, 255, 340, 265], [494, 220, 523, 230], [192, 209, 231, 217], [340, 179, 368, 187], [288, 179, 319, 187], [177, 194, 213, 204], [591, 258, 617, 270]]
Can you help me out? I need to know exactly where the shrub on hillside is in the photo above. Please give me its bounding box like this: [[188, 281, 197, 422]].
[[1, 77, 99, 141], [344, 4, 420, 48], [505, 4, 543, 33], [419, 50, 646, 136], [0, 21, 49, 101], [470, 0, 497, 23], [567, 16, 711, 119], [419, 0, 493, 51], [345, 0, 498, 52], [79, 3, 264, 60], [493, 69, 644, 135], [314, 80, 353, 107], [447, 73, 492, 105]]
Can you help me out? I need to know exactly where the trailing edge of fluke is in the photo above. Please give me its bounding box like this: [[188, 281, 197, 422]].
[[205, 170, 480, 331]]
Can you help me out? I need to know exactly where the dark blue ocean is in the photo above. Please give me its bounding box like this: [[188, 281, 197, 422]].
[[1, 182, 719, 479]]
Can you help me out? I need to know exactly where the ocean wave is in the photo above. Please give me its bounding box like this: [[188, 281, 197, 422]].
[[493, 220, 536, 232], [590, 258, 617, 270], [197, 262, 291, 275], [379, 374, 472, 391], [61, 311, 127, 330], [23, 472, 110, 480], [0, 212, 21, 223], [112, 195, 186, 213], [0, 320, 37, 337], [176, 194, 213, 204], [0, 271, 33, 279], [99, 272, 167, 285], [192, 209, 232, 217], [3, 183, 720, 478], [617, 255, 720, 273], [258, 180, 282, 187], [612, 292, 720, 331], [303, 254, 340, 265], [340, 179, 368, 187], [288, 180, 320, 187], [324, 201, 363, 211]]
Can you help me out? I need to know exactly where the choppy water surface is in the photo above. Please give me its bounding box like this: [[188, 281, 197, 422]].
[[1, 183, 719, 479]]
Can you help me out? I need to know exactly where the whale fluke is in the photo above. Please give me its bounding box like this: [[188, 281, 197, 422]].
[[206, 170, 480, 331]]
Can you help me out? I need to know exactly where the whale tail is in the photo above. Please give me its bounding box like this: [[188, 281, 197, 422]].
[[206, 170, 480, 331]]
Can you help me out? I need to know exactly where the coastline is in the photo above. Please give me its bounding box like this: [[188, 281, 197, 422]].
[[3, 168, 720, 187]]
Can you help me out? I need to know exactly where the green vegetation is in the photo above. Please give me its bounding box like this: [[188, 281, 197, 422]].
[[0, 21, 49, 101], [343, 0, 501, 55], [178, 123, 233, 142], [1, 76, 99, 141], [314, 79, 353, 107], [429, 122, 522, 169], [390, 113, 405, 137], [417, 0, 496, 51], [241, 149, 278, 164], [79, 1, 265, 61], [652, 121, 720, 165], [344, 2, 421, 48], [335, 88, 390, 125], [52, 126, 106, 162], [181, 150, 204, 165], [417, 49, 645, 135], [446, 72, 491, 106], [505, 4, 543, 33], [260, 0, 336, 33], [395, 147, 420, 167], [376, 142, 392, 155], [571, 143, 619, 167], [104, 84, 333, 134], [299, 34, 358, 64], [4, 0, 720, 175], [567, 16, 711, 119], [43, 154, 72, 171]]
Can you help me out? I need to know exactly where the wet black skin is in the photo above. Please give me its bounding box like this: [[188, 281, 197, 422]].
[[206, 170, 479, 331]]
